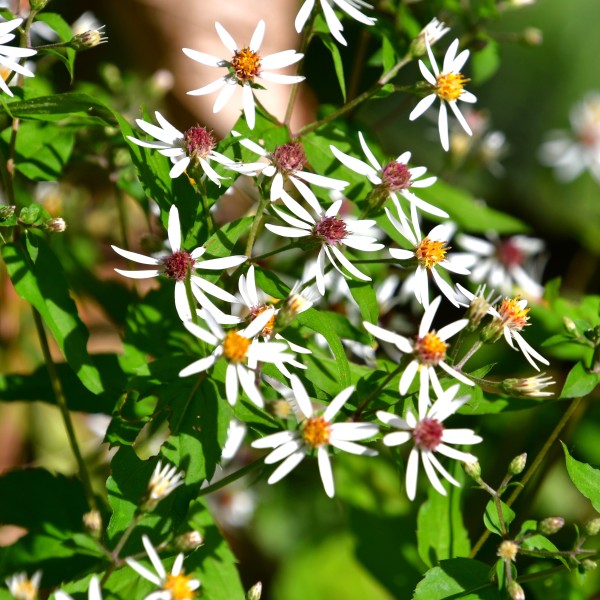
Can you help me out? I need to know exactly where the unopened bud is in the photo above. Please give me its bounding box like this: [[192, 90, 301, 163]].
[[83, 510, 102, 536], [502, 374, 554, 398], [0, 205, 16, 220], [498, 540, 519, 562], [462, 459, 482, 482], [508, 580, 525, 600], [70, 27, 108, 51], [522, 27, 543, 46], [273, 284, 315, 332], [480, 318, 505, 344], [246, 581, 262, 600], [585, 517, 600, 536], [43, 217, 67, 233], [410, 18, 450, 58], [563, 317, 577, 335], [174, 530, 204, 552], [538, 517, 565, 536], [582, 559, 598, 571], [509, 453, 527, 476]]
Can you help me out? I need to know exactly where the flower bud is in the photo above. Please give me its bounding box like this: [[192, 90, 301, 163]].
[[246, 582, 262, 600], [498, 540, 519, 562], [410, 18, 450, 58], [273, 283, 316, 332], [43, 217, 67, 233], [508, 580, 525, 600], [508, 453, 527, 476], [480, 317, 505, 344], [502, 374, 554, 398], [563, 317, 577, 335], [70, 27, 108, 51], [174, 530, 204, 552], [82, 510, 102, 536], [538, 517, 564, 536], [522, 27, 543, 46], [0, 205, 16, 220], [582, 559, 598, 571], [462, 459, 482, 482], [585, 517, 600, 536], [141, 460, 184, 512]]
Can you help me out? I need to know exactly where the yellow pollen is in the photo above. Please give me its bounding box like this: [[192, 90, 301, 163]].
[[414, 332, 448, 365], [222, 331, 251, 362], [499, 297, 530, 330], [416, 237, 448, 268], [302, 417, 331, 447], [164, 572, 196, 600], [231, 47, 261, 83], [436, 72, 470, 102], [254, 305, 276, 338]]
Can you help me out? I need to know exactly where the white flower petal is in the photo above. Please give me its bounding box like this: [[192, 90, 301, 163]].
[[318, 446, 335, 498]]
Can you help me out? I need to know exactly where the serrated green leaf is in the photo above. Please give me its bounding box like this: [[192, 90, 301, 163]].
[[562, 442, 600, 513], [413, 558, 502, 599], [560, 361, 600, 398], [483, 498, 515, 537]]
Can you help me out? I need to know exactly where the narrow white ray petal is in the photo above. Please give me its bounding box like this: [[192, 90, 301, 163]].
[[418, 368, 431, 419], [183, 320, 219, 345], [318, 447, 335, 498], [409, 94, 437, 121], [324, 385, 354, 421], [250, 20, 265, 52], [213, 80, 237, 113], [438, 361, 475, 386], [252, 430, 296, 449], [238, 364, 264, 407], [330, 144, 377, 179], [443, 39, 460, 72], [142, 535, 166, 578], [421, 451, 447, 495], [330, 422, 378, 441], [242, 83, 256, 129], [449, 100, 472, 136], [260, 72, 305, 84], [330, 439, 377, 456], [136, 119, 179, 144], [451, 48, 470, 73], [187, 77, 228, 96], [125, 558, 162, 586], [460, 90, 477, 103], [192, 275, 239, 303], [315, 248, 326, 295], [321, 0, 347, 47], [225, 362, 239, 405], [383, 431, 412, 446], [197, 255, 247, 270], [264, 439, 303, 464], [265, 224, 311, 238], [198, 157, 224, 186], [363, 321, 412, 352], [419, 60, 437, 86], [435, 443, 477, 463], [399, 359, 419, 395], [215, 22, 238, 53], [289, 177, 324, 215], [166, 205, 181, 251], [154, 111, 183, 140], [438, 319, 469, 341], [182, 48, 224, 67], [442, 429, 483, 445], [431, 268, 460, 307], [268, 451, 306, 483], [325, 199, 343, 217], [427, 451, 460, 487], [513, 333, 549, 368], [441, 258, 471, 275], [114, 268, 161, 279], [179, 354, 217, 377], [169, 158, 190, 179], [279, 191, 316, 224], [261, 50, 303, 70], [290, 374, 313, 419], [343, 236, 384, 252], [111, 245, 161, 265], [295, 0, 316, 33], [438, 101, 449, 151], [172, 554, 185, 576], [271, 204, 313, 229], [405, 447, 420, 500], [377, 411, 409, 430], [244, 265, 259, 306], [358, 131, 382, 171], [174, 281, 191, 322], [419, 296, 441, 337], [244, 306, 275, 337], [329, 245, 371, 281], [389, 247, 415, 260]]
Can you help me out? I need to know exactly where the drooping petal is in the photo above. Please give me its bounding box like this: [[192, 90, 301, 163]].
[[317, 446, 335, 498], [323, 385, 354, 422]]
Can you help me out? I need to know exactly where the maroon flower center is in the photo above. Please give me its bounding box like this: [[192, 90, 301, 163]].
[[162, 250, 194, 281], [183, 126, 216, 159], [413, 418, 444, 451], [313, 216, 347, 246], [496, 238, 524, 268], [381, 161, 412, 191], [271, 142, 307, 173]]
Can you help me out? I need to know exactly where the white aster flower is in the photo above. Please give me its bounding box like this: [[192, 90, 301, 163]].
[[236, 265, 311, 377], [126, 535, 200, 600], [295, 0, 376, 47], [127, 112, 234, 183], [5, 571, 41, 600], [251, 375, 378, 497], [484, 295, 550, 371], [0, 18, 37, 97], [55, 576, 102, 600], [179, 308, 293, 408], [386, 202, 473, 307], [111, 205, 246, 324], [409, 37, 477, 152], [377, 383, 482, 500], [183, 20, 304, 129], [143, 461, 184, 510], [231, 133, 348, 211], [455, 232, 545, 298], [364, 296, 474, 409], [330, 132, 446, 219], [266, 194, 384, 295], [539, 92, 600, 183]]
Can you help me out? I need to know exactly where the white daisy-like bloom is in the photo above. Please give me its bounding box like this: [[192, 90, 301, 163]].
[[377, 384, 482, 500], [145, 461, 184, 504], [230, 133, 348, 211], [183, 20, 304, 130], [0, 18, 37, 97], [5, 571, 42, 600], [364, 296, 474, 407], [330, 132, 447, 219], [179, 308, 293, 408], [111, 205, 246, 324], [486, 295, 550, 371], [127, 111, 234, 184], [55, 576, 102, 600], [236, 265, 311, 378], [539, 92, 600, 183], [295, 0, 376, 47], [251, 375, 378, 498], [126, 535, 200, 600], [409, 37, 477, 152], [455, 232, 545, 298], [386, 202, 474, 307], [265, 194, 384, 295]]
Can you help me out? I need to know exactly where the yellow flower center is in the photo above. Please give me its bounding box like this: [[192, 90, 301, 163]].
[[231, 47, 261, 83], [415, 237, 448, 268], [436, 72, 470, 102], [222, 331, 251, 362], [164, 572, 196, 600], [414, 332, 448, 365], [498, 297, 530, 331], [497, 540, 519, 562], [302, 417, 331, 447], [12, 581, 36, 600]]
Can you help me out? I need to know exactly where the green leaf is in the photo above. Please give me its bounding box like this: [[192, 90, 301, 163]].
[[471, 37, 500, 85], [35, 13, 76, 80], [483, 499, 515, 537], [560, 361, 600, 398], [2, 237, 106, 395], [413, 558, 502, 599], [348, 280, 379, 325], [319, 34, 347, 101], [417, 480, 471, 568], [521, 534, 567, 567], [562, 442, 600, 512]]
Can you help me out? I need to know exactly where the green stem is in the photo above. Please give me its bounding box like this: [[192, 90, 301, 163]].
[[353, 364, 404, 420], [252, 242, 296, 261], [245, 194, 270, 257], [198, 457, 265, 497], [31, 307, 97, 511], [197, 180, 215, 236], [455, 341, 482, 370]]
